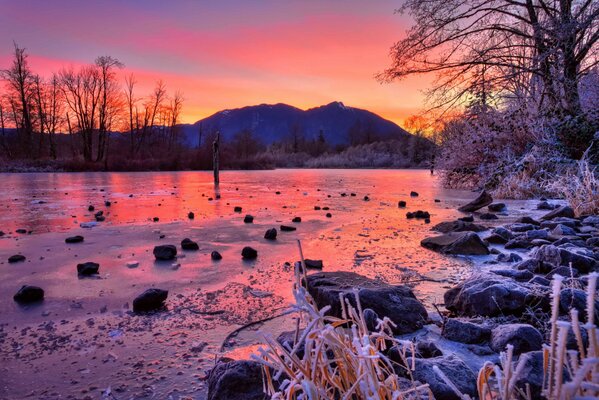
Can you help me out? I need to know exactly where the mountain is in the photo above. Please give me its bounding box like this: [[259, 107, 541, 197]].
[[178, 101, 411, 147]]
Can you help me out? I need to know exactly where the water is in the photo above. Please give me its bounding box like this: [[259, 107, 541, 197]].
[[0, 169, 519, 398]]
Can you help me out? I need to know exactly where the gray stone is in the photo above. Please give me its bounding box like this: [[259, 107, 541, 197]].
[[421, 232, 489, 255], [442, 319, 490, 344], [490, 324, 543, 354], [133, 288, 168, 312], [407, 355, 477, 400], [541, 206, 575, 220], [153, 245, 177, 260], [458, 190, 493, 213]]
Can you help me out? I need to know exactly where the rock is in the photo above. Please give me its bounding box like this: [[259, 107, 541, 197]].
[[410, 191, 419, 197], [303, 259, 323, 269], [541, 206, 575, 220], [497, 253, 523, 263], [126, 261, 139, 268], [586, 237, 599, 247], [545, 265, 579, 279], [515, 216, 540, 225], [485, 227, 513, 244], [537, 201, 556, 210], [421, 232, 489, 255], [442, 319, 490, 344], [511, 351, 545, 399], [8, 254, 26, 263], [488, 203, 506, 212], [532, 244, 597, 273], [398, 200, 406, 208], [551, 224, 577, 236], [104, 201, 111, 207], [234, 206, 242, 213], [363, 195, 370, 201], [16, 228, 27, 234], [510, 223, 537, 233], [243, 215, 254, 223], [559, 288, 599, 323], [363, 308, 379, 332], [407, 355, 477, 400], [526, 229, 549, 240], [280, 225, 296, 232], [277, 331, 306, 359], [432, 220, 487, 233], [407, 210, 430, 219], [515, 258, 549, 274], [188, 212, 195, 219], [241, 247, 258, 259], [77, 262, 99, 276], [13, 285, 44, 303], [529, 276, 551, 286], [292, 217, 301, 223], [325, 213, 332, 218], [65, 235, 84, 243], [88, 205, 95, 211], [490, 324, 543, 354], [479, 212, 498, 220], [582, 215, 599, 226], [458, 190, 493, 213], [211, 251, 223, 260], [414, 341, 443, 358], [153, 245, 177, 260], [458, 215, 474, 222], [491, 269, 533, 281], [264, 228, 277, 240], [207, 360, 276, 400], [540, 218, 578, 230], [505, 238, 533, 249], [181, 238, 199, 250], [314, 206, 321, 210], [132, 288, 168, 312], [444, 276, 536, 316], [307, 272, 428, 334]]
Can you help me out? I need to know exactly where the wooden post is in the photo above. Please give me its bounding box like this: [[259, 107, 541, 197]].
[[213, 131, 220, 186]]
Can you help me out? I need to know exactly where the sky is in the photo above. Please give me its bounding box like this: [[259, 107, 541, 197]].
[[0, 0, 429, 127]]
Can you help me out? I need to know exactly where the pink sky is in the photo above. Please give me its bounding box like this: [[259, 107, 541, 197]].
[[0, 0, 429, 126]]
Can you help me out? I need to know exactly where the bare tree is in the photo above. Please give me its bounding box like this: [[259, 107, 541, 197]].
[[95, 56, 124, 162]]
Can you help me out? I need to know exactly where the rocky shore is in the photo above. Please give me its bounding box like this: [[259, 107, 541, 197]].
[[206, 193, 599, 400]]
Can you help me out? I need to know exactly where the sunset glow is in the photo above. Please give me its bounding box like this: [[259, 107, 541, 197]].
[[0, 0, 428, 126]]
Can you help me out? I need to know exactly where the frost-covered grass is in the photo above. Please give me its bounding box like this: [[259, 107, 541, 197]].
[[548, 153, 599, 216]]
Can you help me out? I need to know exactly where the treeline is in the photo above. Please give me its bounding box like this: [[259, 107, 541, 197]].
[[0, 44, 186, 168]]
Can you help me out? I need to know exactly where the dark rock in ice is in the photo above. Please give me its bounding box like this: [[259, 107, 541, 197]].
[[432, 220, 488, 233], [537, 201, 556, 210], [65, 235, 84, 243], [133, 288, 168, 312], [533, 244, 597, 273], [326, 213, 332, 218], [181, 238, 199, 251], [77, 261, 99, 276], [560, 288, 599, 323], [479, 212, 498, 220], [211, 251, 222, 260], [207, 360, 281, 400], [421, 232, 489, 255], [243, 215, 254, 223], [188, 212, 195, 219], [88, 205, 94, 211], [406, 355, 476, 400], [280, 225, 296, 232], [13, 285, 44, 303], [491, 269, 533, 281], [153, 245, 177, 260], [8, 254, 26, 263], [458, 190, 493, 213], [488, 203, 506, 212], [234, 206, 242, 213], [490, 324, 543, 354], [264, 228, 277, 240], [241, 246, 258, 259], [541, 205, 575, 220], [410, 191, 419, 197], [442, 319, 490, 344], [496, 252, 523, 263], [306, 271, 428, 334], [398, 200, 407, 208], [292, 217, 302, 223]]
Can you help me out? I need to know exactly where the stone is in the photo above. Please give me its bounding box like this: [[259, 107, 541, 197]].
[[326, 213, 332, 218], [432, 220, 488, 233], [211, 251, 223, 260], [277, 330, 306, 359], [307, 272, 428, 334], [243, 215, 254, 223], [532, 244, 597, 273], [505, 239, 533, 249], [234, 206, 242, 213], [497, 252, 523, 263], [303, 259, 323, 269], [551, 224, 577, 236], [541, 206, 575, 220], [491, 269, 533, 281], [515, 216, 540, 225], [458, 190, 493, 213], [292, 217, 301, 223], [363, 308, 379, 332], [526, 229, 549, 240], [421, 232, 489, 255], [207, 360, 277, 400], [77, 262, 99, 276], [241, 247, 258, 259], [264, 228, 277, 240], [490, 324, 543, 354], [444, 276, 536, 316], [410, 191, 419, 197], [13, 285, 44, 303], [132, 288, 168, 312], [488, 203, 506, 212], [545, 265, 579, 279], [280, 225, 296, 232], [529, 276, 551, 286], [8, 254, 26, 263], [442, 319, 490, 344], [188, 212, 195, 219], [181, 238, 199, 250], [537, 201, 556, 210], [509, 223, 536, 232], [65, 235, 84, 243], [511, 351, 545, 399], [398, 200, 406, 208], [479, 212, 498, 220], [559, 288, 599, 323], [407, 355, 477, 400], [582, 215, 599, 226], [153, 245, 177, 260]]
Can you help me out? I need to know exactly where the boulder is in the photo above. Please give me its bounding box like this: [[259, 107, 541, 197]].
[[505, 239, 533, 249], [541, 206, 575, 220], [442, 319, 490, 344], [551, 224, 577, 236], [188, 212, 195, 219], [432, 220, 488, 233], [479, 213, 498, 220], [234, 206, 243, 213], [490, 324, 543, 354], [207, 360, 275, 400], [8, 254, 26, 263], [407, 355, 477, 400], [13, 285, 44, 303], [307, 272, 428, 334], [398, 200, 407, 208], [526, 229, 549, 240], [181, 238, 199, 250], [292, 217, 302, 223], [532, 244, 597, 273], [242, 247, 258, 260], [244, 215, 254, 223], [491, 269, 533, 282], [515, 216, 540, 225], [488, 203, 506, 212], [211, 251, 223, 260], [421, 232, 489, 255], [529, 276, 551, 286], [153, 245, 177, 260], [264, 228, 277, 240], [280, 225, 296, 232], [77, 261, 99, 276], [133, 288, 168, 312], [444, 276, 536, 316], [537, 201, 556, 210], [496, 253, 523, 263], [302, 259, 323, 269], [410, 191, 419, 197], [458, 190, 493, 213], [458, 215, 474, 222], [511, 351, 545, 399], [65, 235, 84, 243], [559, 288, 599, 323], [277, 331, 306, 359]]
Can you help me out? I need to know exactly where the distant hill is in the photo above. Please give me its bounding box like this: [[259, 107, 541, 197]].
[[178, 101, 412, 147]]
